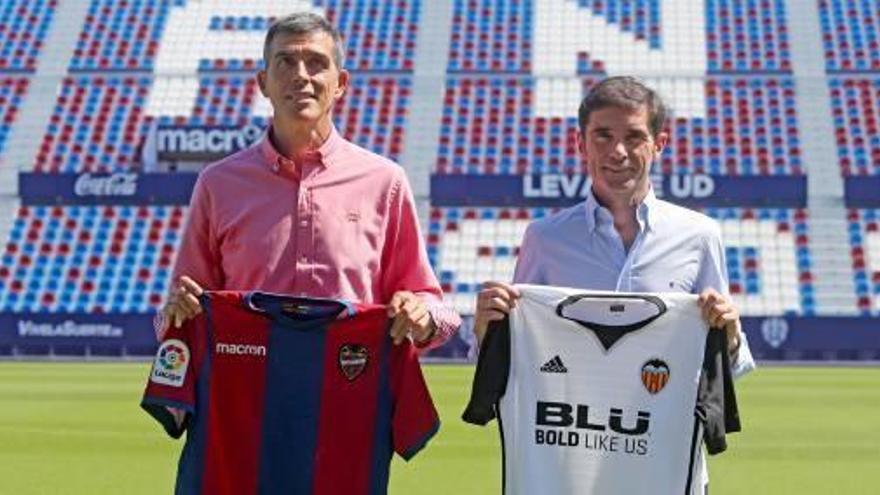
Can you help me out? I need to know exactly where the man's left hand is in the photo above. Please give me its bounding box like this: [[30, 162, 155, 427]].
[[698, 288, 742, 353], [387, 291, 436, 345]]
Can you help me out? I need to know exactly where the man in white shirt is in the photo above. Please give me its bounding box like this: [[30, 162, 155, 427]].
[[474, 76, 755, 492]]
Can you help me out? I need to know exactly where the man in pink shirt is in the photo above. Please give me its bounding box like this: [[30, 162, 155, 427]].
[[160, 12, 460, 348]]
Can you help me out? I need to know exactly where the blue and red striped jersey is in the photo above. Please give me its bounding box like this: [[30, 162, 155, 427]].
[[141, 291, 439, 495]]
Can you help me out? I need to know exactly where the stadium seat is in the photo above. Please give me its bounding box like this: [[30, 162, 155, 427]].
[[829, 78, 880, 176], [0, 78, 29, 160], [0, 0, 56, 72], [428, 206, 811, 316], [0, 205, 185, 313], [819, 0, 880, 72], [436, 76, 802, 176], [34, 76, 152, 173], [847, 209, 880, 315], [150, 74, 411, 162]]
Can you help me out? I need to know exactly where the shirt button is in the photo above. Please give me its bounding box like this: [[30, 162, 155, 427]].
[[300, 255, 308, 262], [299, 219, 308, 227]]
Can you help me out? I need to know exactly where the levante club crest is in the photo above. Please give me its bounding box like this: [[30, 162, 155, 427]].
[[338, 344, 369, 381], [640, 359, 670, 394]]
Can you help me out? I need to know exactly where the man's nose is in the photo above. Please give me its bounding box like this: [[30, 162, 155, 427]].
[[290, 60, 309, 81], [609, 140, 627, 160]]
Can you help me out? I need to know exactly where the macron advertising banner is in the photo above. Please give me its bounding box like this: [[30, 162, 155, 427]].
[[151, 123, 263, 162], [431, 174, 807, 208], [0, 312, 158, 356], [844, 176, 880, 208]]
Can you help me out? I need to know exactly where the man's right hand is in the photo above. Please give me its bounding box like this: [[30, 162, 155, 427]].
[[474, 281, 521, 342], [160, 276, 204, 336]]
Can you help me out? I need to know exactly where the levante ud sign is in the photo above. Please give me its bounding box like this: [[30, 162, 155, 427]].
[[430, 174, 806, 208]]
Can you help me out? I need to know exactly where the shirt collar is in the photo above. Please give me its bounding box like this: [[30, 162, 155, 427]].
[[258, 123, 343, 174], [583, 186, 657, 233]]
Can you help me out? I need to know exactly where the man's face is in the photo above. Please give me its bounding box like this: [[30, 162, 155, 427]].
[[578, 104, 667, 205], [257, 30, 349, 127]]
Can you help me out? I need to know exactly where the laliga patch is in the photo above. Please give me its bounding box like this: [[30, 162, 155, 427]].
[[150, 339, 189, 387], [338, 344, 368, 382], [641, 359, 670, 394]]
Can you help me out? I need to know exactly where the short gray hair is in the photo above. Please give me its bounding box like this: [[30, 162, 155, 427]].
[[263, 12, 346, 69]]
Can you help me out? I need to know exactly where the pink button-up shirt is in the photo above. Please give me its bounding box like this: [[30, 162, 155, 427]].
[[172, 126, 460, 349]]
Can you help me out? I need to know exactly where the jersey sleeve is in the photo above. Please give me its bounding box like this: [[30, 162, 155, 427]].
[[461, 318, 511, 425], [390, 339, 441, 460], [697, 328, 742, 455], [140, 315, 206, 439]]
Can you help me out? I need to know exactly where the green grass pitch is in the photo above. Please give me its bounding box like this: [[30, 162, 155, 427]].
[[0, 362, 877, 494]]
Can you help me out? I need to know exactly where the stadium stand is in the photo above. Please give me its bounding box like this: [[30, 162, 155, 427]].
[[0, 0, 56, 72], [428, 206, 812, 316], [0, 205, 185, 313], [706, 0, 791, 73], [0, 78, 28, 159], [33, 76, 152, 173], [0, 0, 876, 359], [448, 0, 791, 74], [709, 207, 813, 316], [819, 0, 880, 72], [847, 208, 880, 315], [829, 77, 880, 176], [181, 0, 420, 73], [70, 0, 185, 71], [147, 74, 410, 162], [427, 206, 551, 314], [436, 76, 802, 175], [447, 0, 531, 73]]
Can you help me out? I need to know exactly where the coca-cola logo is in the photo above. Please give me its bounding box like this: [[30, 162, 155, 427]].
[[74, 173, 138, 197]]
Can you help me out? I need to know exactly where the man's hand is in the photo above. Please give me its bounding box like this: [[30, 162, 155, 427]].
[[160, 276, 204, 336], [387, 291, 436, 345], [474, 281, 521, 342], [698, 288, 742, 353]]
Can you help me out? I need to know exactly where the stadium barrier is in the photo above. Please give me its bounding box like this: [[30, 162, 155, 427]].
[[844, 176, 880, 207], [430, 174, 807, 208], [2, 312, 877, 361]]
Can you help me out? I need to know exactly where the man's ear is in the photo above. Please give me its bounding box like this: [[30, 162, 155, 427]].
[[334, 69, 350, 100], [653, 131, 669, 155], [256, 69, 268, 97], [576, 130, 587, 155]]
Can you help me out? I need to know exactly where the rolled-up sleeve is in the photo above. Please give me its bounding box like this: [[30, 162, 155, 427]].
[[381, 174, 461, 351], [696, 224, 756, 379]]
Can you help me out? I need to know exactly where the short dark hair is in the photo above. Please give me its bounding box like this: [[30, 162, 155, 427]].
[[263, 12, 346, 69], [577, 76, 667, 136]]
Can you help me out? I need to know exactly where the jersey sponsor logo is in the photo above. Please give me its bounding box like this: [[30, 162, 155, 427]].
[[339, 344, 368, 381], [151, 339, 189, 387], [540, 355, 568, 373], [641, 359, 670, 394], [215, 342, 267, 357], [534, 401, 651, 456], [536, 401, 651, 435]]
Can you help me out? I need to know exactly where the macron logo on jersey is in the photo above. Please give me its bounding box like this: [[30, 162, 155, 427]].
[[215, 342, 267, 357]]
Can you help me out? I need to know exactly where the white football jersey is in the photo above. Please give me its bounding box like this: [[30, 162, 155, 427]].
[[463, 285, 739, 495]]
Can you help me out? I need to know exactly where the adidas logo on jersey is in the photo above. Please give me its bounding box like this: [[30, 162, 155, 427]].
[[540, 355, 568, 373]]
